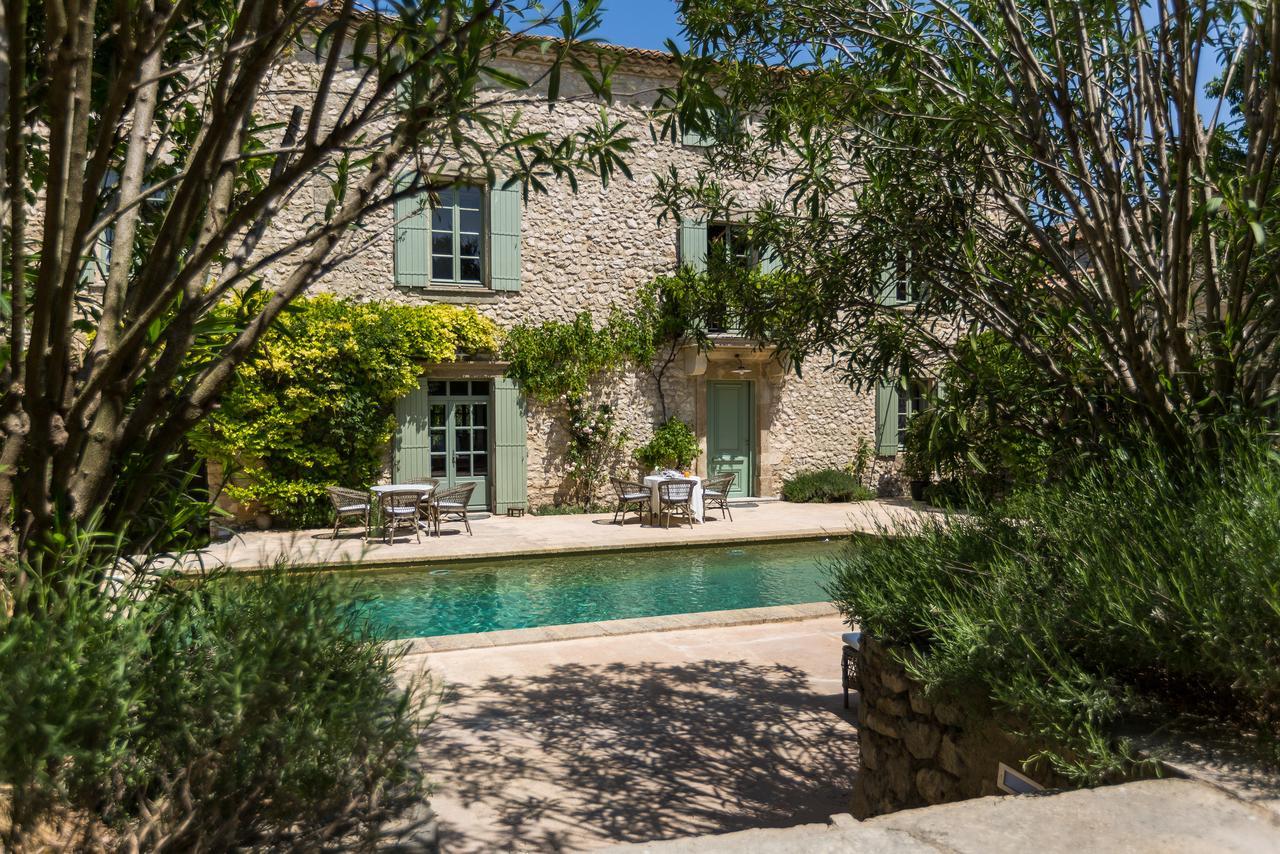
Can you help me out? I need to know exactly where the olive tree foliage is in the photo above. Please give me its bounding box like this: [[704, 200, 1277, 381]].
[[655, 0, 1279, 453], [0, 0, 632, 565]]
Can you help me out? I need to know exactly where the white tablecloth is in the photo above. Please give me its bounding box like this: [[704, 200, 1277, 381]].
[[370, 483, 436, 496], [644, 474, 704, 523]]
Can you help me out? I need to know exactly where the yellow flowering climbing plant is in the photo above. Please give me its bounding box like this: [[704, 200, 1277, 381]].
[[193, 294, 498, 526]]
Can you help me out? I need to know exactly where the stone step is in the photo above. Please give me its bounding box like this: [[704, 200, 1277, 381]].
[[607, 778, 1280, 853]]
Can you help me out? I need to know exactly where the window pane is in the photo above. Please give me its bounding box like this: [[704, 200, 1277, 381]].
[[449, 382, 468, 398], [454, 455, 472, 476], [429, 404, 446, 427], [457, 186, 482, 209], [431, 454, 447, 477], [455, 430, 471, 452], [459, 208, 481, 232], [454, 402, 472, 424], [472, 428, 487, 450], [459, 257, 482, 282], [432, 233, 452, 254], [472, 403, 488, 425], [459, 234, 480, 257], [472, 453, 488, 475], [470, 380, 490, 396], [432, 256, 453, 280], [431, 208, 452, 230], [430, 431, 446, 452], [427, 381, 446, 396]]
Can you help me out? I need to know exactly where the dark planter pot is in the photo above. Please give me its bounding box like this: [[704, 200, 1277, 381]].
[[909, 480, 929, 502]]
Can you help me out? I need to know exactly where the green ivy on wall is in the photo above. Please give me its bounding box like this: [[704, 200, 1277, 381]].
[[500, 273, 723, 507], [193, 295, 499, 527]]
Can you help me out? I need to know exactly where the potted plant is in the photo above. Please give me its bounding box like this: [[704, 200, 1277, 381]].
[[901, 414, 933, 502], [634, 418, 701, 475]]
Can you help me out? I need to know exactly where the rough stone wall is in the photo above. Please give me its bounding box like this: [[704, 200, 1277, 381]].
[[770, 352, 884, 487], [525, 368, 698, 506], [851, 636, 1073, 819], [255, 51, 893, 506]]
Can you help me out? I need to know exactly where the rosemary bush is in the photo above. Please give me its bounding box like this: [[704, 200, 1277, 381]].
[[826, 438, 1280, 782], [782, 468, 874, 503], [0, 565, 430, 850]]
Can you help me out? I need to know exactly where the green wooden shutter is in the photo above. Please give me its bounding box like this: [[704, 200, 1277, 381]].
[[758, 245, 781, 274], [877, 251, 917, 305], [492, 377, 527, 513], [489, 180, 521, 292], [394, 186, 430, 287], [875, 380, 900, 456], [678, 218, 708, 273], [393, 378, 431, 481], [681, 124, 710, 147], [877, 263, 901, 306]]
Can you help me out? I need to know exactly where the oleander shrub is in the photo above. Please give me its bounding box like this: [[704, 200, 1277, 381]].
[[194, 294, 498, 527], [826, 437, 1280, 783], [903, 332, 1067, 504], [0, 563, 431, 851], [781, 468, 875, 503]]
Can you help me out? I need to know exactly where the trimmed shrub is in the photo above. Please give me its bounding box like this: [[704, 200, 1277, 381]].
[[0, 567, 430, 850], [782, 468, 874, 503], [825, 438, 1280, 783]]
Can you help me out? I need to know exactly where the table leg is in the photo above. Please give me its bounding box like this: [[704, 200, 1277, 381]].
[[366, 493, 383, 543]]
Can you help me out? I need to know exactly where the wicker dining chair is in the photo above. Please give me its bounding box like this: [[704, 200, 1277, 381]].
[[657, 478, 697, 529], [325, 486, 371, 539], [412, 477, 441, 516], [427, 481, 477, 536], [375, 489, 424, 545], [702, 472, 736, 521], [610, 476, 651, 525]]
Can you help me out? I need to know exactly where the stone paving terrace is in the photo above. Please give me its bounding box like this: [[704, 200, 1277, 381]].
[[191, 499, 940, 572], [400, 614, 859, 852]]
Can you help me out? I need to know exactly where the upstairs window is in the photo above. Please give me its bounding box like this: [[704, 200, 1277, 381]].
[[708, 221, 757, 267], [396, 183, 486, 288], [430, 185, 484, 285], [882, 249, 923, 306]]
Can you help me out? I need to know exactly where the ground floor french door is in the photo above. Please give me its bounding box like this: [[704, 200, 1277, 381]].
[[707, 380, 753, 498], [394, 379, 490, 508]]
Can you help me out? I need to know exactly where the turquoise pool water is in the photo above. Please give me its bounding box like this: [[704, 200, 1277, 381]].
[[346, 538, 848, 639]]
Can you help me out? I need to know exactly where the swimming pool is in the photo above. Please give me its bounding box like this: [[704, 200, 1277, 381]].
[[345, 538, 849, 639]]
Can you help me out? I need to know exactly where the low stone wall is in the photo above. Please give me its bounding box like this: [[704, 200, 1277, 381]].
[[851, 636, 1072, 818]]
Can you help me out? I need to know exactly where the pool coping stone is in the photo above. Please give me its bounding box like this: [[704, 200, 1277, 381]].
[[216, 529, 866, 575], [402, 601, 841, 654]]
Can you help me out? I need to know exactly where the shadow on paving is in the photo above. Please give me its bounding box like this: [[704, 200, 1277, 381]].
[[424, 658, 859, 852]]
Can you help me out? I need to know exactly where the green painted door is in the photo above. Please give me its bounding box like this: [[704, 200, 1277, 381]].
[[395, 379, 490, 508], [707, 381, 753, 498]]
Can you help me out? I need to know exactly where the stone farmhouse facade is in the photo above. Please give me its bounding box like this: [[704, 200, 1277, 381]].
[[256, 38, 922, 514]]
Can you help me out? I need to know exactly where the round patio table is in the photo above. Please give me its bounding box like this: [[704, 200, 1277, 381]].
[[643, 474, 705, 524], [368, 483, 436, 541]]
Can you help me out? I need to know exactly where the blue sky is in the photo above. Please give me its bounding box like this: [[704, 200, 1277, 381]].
[[568, 2, 1227, 122], [591, 1, 684, 50]]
